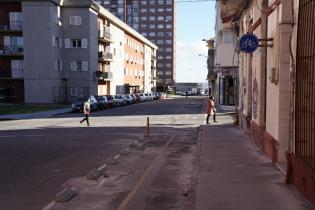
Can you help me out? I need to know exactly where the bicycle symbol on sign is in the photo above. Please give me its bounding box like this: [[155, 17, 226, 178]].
[[239, 33, 259, 53], [241, 39, 257, 49]]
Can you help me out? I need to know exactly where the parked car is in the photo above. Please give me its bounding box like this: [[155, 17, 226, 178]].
[[125, 94, 134, 105], [105, 95, 115, 108], [132, 93, 141, 103], [114, 95, 125, 106], [71, 95, 98, 112], [95, 95, 108, 109], [139, 93, 146, 102]]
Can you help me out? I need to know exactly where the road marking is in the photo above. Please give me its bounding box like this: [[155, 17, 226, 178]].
[[0, 135, 17, 138], [117, 135, 176, 210], [42, 201, 55, 210]]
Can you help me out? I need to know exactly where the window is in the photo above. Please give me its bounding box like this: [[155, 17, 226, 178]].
[[149, 24, 155, 29], [166, 0, 172, 4], [149, 32, 155, 37], [141, 8, 148, 12], [165, 40, 172, 44], [165, 71, 172, 75], [157, 40, 164, 44], [157, 63, 163, 67], [70, 87, 79, 96], [71, 39, 81, 48], [223, 31, 235, 44], [149, 16, 156, 21], [133, 24, 139, 30], [11, 60, 23, 78], [117, 7, 124, 14], [157, 79, 164, 83], [157, 71, 163, 75], [158, 48, 164, 52], [166, 24, 172, 29], [165, 55, 172, 59], [141, 32, 148, 36], [141, 16, 147, 21], [165, 79, 172, 84], [165, 63, 172, 68], [149, 0, 155, 4], [66, 39, 87, 48], [9, 12, 23, 30], [165, 32, 172, 36], [157, 55, 164, 59], [158, 8, 164, 12], [70, 61, 88, 71], [157, 32, 164, 36], [141, 24, 147, 29], [166, 8, 173, 12], [52, 36, 62, 48], [165, 47, 172, 52], [54, 60, 63, 71], [149, 8, 156, 12], [158, 0, 164, 4], [157, 24, 164, 29], [166, 16, 172, 21], [141, 0, 147, 4], [69, 16, 82, 26], [157, 16, 164, 21]]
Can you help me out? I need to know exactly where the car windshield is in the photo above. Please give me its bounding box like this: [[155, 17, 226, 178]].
[[77, 97, 88, 102]]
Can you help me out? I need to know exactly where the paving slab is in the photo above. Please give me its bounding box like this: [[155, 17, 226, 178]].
[[195, 125, 315, 210]]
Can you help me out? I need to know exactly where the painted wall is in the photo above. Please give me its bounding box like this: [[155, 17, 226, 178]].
[[110, 23, 124, 95], [144, 45, 152, 92], [23, 1, 63, 103], [266, 2, 292, 163]]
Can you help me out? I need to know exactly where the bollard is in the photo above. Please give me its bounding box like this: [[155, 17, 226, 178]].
[[146, 117, 150, 136]]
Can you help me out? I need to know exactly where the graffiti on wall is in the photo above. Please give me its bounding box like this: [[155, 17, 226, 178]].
[[253, 74, 259, 119]]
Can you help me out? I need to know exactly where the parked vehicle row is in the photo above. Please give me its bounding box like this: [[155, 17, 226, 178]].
[[71, 92, 162, 112]]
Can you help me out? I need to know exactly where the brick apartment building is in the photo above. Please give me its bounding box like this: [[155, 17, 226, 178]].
[[0, 0, 24, 102], [97, 0, 176, 91], [0, 0, 157, 103]]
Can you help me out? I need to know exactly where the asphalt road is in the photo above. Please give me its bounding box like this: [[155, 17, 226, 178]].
[[0, 96, 206, 210]]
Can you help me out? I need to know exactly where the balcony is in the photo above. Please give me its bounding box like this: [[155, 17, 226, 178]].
[[95, 71, 113, 81], [0, 69, 23, 79], [0, 21, 23, 32], [98, 51, 113, 62], [0, 45, 23, 56], [98, 28, 113, 43]]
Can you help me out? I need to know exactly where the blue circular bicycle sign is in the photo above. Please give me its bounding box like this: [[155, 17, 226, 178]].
[[239, 33, 259, 53]]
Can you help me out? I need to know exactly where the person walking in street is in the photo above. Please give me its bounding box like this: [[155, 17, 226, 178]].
[[80, 99, 91, 126], [206, 96, 217, 124], [185, 91, 188, 99]]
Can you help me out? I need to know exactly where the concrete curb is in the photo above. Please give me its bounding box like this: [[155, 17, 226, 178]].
[[54, 187, 77, 202]]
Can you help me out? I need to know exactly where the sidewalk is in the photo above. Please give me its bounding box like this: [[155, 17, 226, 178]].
[[196, 124, 315, 210], [0, 107, 71, 120]]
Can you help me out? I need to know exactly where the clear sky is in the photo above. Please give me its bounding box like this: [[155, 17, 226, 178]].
[[176, 0, 216, 83]]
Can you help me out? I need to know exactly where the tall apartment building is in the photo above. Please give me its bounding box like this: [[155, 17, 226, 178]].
[[0, 0, 157, 103], [97, 0, 176, 91]]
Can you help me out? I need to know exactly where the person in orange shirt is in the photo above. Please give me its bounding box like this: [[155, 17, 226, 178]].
[[206, 96, 217, 124]]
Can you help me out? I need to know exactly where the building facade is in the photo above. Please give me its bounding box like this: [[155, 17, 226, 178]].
[[0, 0, 157, 103], [218, 0, 315, 206], [98, 0, 176, 91], [214, 2, 238, 105], [0, 0, 24, 103]]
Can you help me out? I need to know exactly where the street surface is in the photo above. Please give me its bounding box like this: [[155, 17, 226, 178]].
[[0, 96, 208, 210]]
